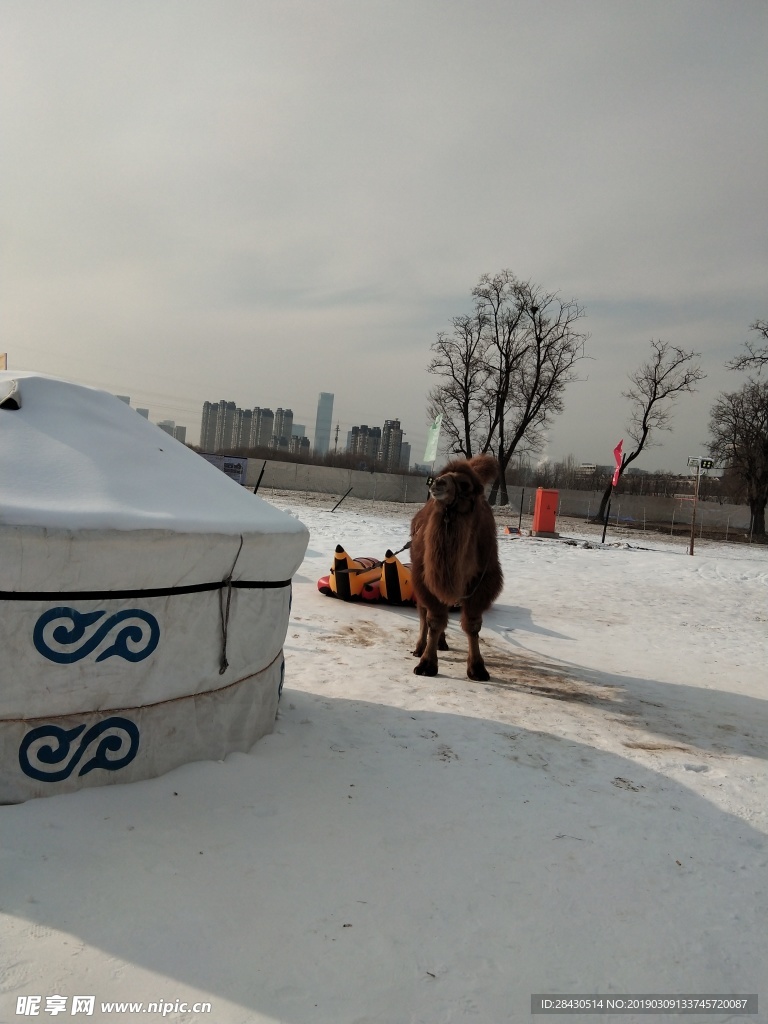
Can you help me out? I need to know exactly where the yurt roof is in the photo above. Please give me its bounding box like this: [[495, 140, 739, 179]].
[[0, 371, 304, 537]]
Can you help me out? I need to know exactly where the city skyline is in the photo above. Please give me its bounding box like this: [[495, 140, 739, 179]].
[[196, 393, 412, 469]]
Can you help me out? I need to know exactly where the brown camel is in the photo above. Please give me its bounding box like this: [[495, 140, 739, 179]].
[[410, 454, 503, 680]]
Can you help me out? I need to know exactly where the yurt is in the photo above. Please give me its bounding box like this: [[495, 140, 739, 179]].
[[0, 372, 309, 803]]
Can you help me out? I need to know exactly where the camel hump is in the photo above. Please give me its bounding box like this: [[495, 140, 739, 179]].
[[466, 454, 499, 485]]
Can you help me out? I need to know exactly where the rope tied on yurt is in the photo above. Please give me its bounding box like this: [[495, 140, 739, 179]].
[[219, 535, 244, 675]]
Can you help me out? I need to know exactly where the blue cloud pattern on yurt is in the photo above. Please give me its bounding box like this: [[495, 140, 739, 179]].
[[33, 608, 160, 664], [19, 717, 140, 781]]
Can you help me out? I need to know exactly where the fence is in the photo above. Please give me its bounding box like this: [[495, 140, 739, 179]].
[[245, 458, 425, 503], [237, 458, 753, 536]]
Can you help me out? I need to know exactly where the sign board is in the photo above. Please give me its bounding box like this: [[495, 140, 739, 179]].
[[200, 453, 248, 486]]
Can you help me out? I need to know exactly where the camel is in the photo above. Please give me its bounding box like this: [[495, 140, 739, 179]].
[[410, 454, 503, 681]]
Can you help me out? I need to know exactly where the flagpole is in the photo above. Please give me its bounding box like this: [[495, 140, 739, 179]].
[[602, 439, 623, 545], [601, 487, 613, 544]]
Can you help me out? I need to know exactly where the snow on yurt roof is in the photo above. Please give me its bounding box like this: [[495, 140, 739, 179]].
[[0, 372, 305, 538]]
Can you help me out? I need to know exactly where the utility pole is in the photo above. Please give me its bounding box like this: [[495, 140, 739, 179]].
[[334, 423, 339, 454], [687, 456, 714, 555]]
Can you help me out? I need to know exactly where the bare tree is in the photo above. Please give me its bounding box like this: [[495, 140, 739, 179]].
[[597, 340, 706, 520], [710, 317, 768, 537], [426, 312, 490, 458], [708, 380, 768, 537], [727, 319, 768, 373], [427, 270, 589, 505]]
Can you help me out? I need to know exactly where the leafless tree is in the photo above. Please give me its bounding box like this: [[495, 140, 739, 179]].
[[597, 340, 705, 520], [427, 270, 589, 505], [708, 380, 768, 537], [727, 319, 768, 373], [426, 312, 491, 458], [710, 318, 768, 537]]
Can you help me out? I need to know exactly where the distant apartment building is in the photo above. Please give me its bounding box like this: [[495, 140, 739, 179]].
[[115, 395, 130, 405], [200, 401, 219, 450], [201, 400, 304, 453], [157, 420, 175, 436], [379, 419, 404, 473], [200, 400, 240, 451], [288, 435, 311, 456], [215, 401, 238, 451], [257, 409, 274, 447], [246, 408, 264, 448], [313, 392, 334, 456], [173, 425, 187, 444], [347, 425, 381, 462], [274, 408, 293, 442], [346, 419, 407, 472], [136, 408, 149, 419]]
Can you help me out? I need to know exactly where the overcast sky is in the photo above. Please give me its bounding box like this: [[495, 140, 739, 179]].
[[2, 0, 766, 472]]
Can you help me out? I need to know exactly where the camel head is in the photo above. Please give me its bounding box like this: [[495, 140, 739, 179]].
[[427, 454, 500, 508]]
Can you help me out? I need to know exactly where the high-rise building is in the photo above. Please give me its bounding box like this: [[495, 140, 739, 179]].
[[379, 419, 404, 473], [248, 408, 262, 449], [257, 409, 274, 448], [116, 395, 130, 405], [136, 408, 149, 419], [157, 420, 175, 436], [173, 425, 187, 444], [235, 408, 252, 448], [288, 435, 311, 456], [274, 408, 294, 442], [313, 392, 334, 456], [200, 399, 298, 454], [348, 424, 381, 461], [200, 401, 218, 450], [400, 442, 411, 472], [214, 401, 237, 451]]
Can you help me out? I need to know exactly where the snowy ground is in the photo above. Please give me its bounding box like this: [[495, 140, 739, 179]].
[[1, 491, 767, 1024]]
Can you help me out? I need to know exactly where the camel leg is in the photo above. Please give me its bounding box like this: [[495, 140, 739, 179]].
[[413, 605, 449, 658], [461, 609, 489, 682], [414, 607, 449, 676], [412, 605, 429, 657]]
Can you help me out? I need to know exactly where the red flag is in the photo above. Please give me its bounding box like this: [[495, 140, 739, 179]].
[[612, 440, 623, 487]]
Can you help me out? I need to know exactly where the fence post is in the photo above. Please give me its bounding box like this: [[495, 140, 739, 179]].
[[670, 509, 675, 536]]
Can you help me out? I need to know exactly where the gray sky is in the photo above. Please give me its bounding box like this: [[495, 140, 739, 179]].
[[2, 0, 766, 472]]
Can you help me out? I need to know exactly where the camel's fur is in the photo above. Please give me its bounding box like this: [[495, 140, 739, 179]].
[[410, 454, 503, 680]]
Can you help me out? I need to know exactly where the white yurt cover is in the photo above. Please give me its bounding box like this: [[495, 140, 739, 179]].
[[0, 372, 309, 802]]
